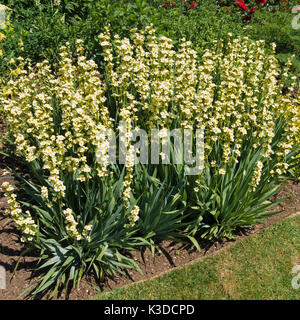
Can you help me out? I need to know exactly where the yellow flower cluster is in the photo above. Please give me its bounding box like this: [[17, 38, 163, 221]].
[[0, 25, 298, 234], [0, 32, 5, 57], [2, 182, 37, 242], [41, 186, 49, 200], [293, 95, 300, 179], [125, 205, 140, 228], [63, 208, 82, 241], [0, 44, 112, 189], [0, 43, 115, 233], [250, 160, 263, 191], [99, 27, 298, 185], [62, 208, 91, 242]]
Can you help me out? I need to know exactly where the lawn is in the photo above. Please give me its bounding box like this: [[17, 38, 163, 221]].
[[95, 214, 300, 300]]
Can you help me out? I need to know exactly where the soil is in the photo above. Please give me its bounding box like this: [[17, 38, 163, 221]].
[[0, 119, 299, 300], [0, 165, 299, 300]]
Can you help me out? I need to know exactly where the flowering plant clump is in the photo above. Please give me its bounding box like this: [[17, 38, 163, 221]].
[[0, 25, 299, 296], [0, 32, 5, 58], [160, 0, 294, 15], [2, 182, 37, 243], [219, 0, 297, 22], [295, 102, 300, 179]]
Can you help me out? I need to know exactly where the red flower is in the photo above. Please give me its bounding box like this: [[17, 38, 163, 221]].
[[163, 2, 169, 8], [234, 0, 248, 11], [188, 2, 196, 9], [256, 0, 266, 5], [250, 7, 256, 14]]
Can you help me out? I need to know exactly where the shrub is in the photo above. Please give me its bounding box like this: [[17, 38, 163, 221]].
[[2, 0, 299, 81], [0, 26, 298, 296], [0, 0, 160, 72], [245, 6, 300, 81]]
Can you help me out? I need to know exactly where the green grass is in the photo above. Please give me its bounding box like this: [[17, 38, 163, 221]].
[[94, 215, 300, 300]]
